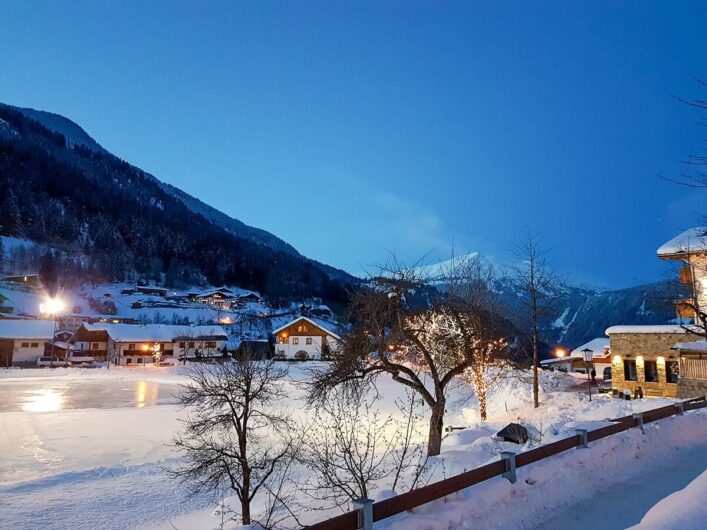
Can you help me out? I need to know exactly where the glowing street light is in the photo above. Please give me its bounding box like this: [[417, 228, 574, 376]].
[[39, 296, 65, 316]]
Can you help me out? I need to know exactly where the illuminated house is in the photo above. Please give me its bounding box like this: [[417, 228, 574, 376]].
[[606, 228, 707, 398], [273, 316, 341, 360], [657, 227, 707, 326], [0, 319, 55, 366], [71, 323, 228, 365]]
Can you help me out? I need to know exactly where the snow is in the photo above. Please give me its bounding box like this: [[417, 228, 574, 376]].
[[0, 319, 55, 339], [1, 365, 704, 530], [80, 322, 228, 341], [605, 325, 695, 335], [569, 337, 609, 357], [629, 468, 707, 530], [656, 227, 707, 257], [673, 340, 707, 353]]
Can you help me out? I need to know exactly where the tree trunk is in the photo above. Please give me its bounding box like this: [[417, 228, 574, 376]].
[[531, 289, 539, 409], [479, 387, 488, 421], [427, 400, 445, 456]]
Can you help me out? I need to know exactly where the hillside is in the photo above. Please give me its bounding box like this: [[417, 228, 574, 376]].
[[0, 103, 356, 305]]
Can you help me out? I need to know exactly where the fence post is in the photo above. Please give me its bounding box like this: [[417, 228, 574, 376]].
[[633, 413, 644, 433], [575, 428, 589, 449], [501, 451, 517, 484], [676, 402, 684, 416], [352, 498, 373, 530]]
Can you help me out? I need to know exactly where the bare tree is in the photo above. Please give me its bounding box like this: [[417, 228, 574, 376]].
[[302, 386, 394, 508], [171, 359, 294, 526], [511, 230, 565, 408], [309, 255, 509, 456]]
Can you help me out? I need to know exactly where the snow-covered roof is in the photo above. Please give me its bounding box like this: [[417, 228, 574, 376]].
[[195, 287, 238, 298], [271, 316, 341, 339], [605, 325, 697, 335], [657, 227, 707, 258], [540, 357, 576, 365], [671, 340, 707, 353], [80, 323, 228, 342], [570, 338, 610, 358], [0, 319, 55, 339]]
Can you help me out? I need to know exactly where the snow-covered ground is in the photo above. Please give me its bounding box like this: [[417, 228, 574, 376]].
[[0, 366, 704, 530]]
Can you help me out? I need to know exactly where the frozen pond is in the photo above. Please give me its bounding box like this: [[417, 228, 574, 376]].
[[0, 379, 180, 412]]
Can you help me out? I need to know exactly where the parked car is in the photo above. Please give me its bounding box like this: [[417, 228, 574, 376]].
[[67, 354, 96, 367], [36, 356, 69, 368]]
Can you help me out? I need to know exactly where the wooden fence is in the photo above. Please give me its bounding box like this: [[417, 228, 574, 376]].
[[306, 397, 707, 530]]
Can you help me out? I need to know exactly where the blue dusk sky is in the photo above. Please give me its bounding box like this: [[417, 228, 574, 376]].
[[1, 1, 706, 288]]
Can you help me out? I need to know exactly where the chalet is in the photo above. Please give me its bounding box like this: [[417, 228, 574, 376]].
[[606, 326, 701, 398], [1, 273, 41, 290], [70, 323, 228, 366], [194, 287, 240, 310], [603, 229, 707, 398], [657, 227, 707, 326], [238, 292, 262, 303], [0, 319, 55, 366], [272, 316, 341, 360], [540, 338, 611, 375], [134, 285, 169, 297]]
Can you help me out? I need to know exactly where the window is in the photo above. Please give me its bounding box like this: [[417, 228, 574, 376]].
[[21, 342, 29, 348], [205, 341, 217, 348], [188, 342, 195, 348], [179, 342, 185, 348], [624, 360, 637, 381], [644, 361, 658, 383], [126, 358, 133, 364], [292, 338, 299, 345], [666, 361, 679, 384], [297, 324, 308, 332], [137, 357, 144, 364], [128, 344, 135, 351], [306, 338, 313, 345], [30, 342, 39, 348], [91, 342, 99, 350]]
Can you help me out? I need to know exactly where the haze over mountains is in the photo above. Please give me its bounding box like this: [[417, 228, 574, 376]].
[[0, 103, 681, 348]]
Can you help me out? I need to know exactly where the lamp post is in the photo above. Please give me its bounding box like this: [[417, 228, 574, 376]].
[[40, 296, 65, 367], [581, 347, 594, 402]]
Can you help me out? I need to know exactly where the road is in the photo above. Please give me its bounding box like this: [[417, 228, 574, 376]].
[[539, 443, 707, 529]]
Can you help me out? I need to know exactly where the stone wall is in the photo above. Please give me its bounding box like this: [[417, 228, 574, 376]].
[[609, 331, 702, 398], [677, 377, 707, 399]]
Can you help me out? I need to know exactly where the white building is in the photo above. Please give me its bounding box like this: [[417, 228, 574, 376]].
[[273, 316, 341, 360], [71, 323, 228, 365], [0, 319, 55, 366]]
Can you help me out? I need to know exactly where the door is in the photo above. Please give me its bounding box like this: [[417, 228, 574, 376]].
[[0, 339, 13, 367]]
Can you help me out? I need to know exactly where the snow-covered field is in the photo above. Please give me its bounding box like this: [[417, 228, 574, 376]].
[[0, 365, 704, 530]]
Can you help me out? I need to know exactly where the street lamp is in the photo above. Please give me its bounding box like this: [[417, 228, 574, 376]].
[[581, 347, 594, 402], [40, 296, 65, 366]]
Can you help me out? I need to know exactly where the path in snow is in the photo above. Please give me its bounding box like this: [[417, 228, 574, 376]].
[[539, 443, 707, 530]]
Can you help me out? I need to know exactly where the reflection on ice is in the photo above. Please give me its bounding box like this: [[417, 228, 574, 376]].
[[22, 388, 64, 413]]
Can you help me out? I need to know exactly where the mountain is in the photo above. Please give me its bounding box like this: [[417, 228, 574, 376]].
[[0, 102, 357, 304], [415, 253, 681, 351]]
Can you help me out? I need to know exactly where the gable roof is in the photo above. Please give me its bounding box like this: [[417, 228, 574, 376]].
[[77, 323, 228, 342], [272, 316, 341, 340], [0, 319, 55, 339], [570, 337, 610, 358], [657, 227, 707, 258]]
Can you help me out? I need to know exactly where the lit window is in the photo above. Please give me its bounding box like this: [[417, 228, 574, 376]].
[[128, 344, 135, 351], [292, 338, 299, 345]]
